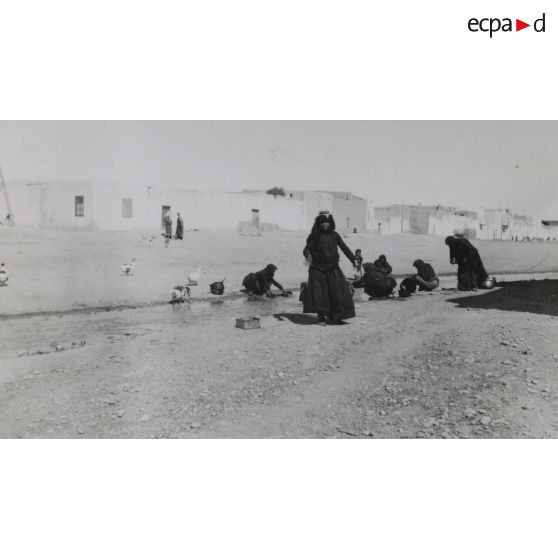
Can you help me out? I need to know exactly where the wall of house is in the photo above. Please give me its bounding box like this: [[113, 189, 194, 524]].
[[408, 207, 432, 234], [328, 193, 367, 232], [366, 200, 375, 230], [0, 181, 37, 226], [300, 192, 334, 229], [428, 214, 474, 237], [377, 216, 409, 235], [541, 223, 558, 239], [8, 181, 97, 229], [92, 187, 309, 232], [9, 182, 311, 232]]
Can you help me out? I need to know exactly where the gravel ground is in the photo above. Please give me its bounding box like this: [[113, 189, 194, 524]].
[[1, 228, 557, 438]]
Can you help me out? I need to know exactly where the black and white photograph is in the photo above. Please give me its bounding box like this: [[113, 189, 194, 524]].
[[2, 2, 558, 557], [1, 120, 557, 439]]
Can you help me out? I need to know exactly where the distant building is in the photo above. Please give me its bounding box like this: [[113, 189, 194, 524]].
[[5, 180, 372, 233], [375, 203, 548, 240], [541, 220, 558, 239]]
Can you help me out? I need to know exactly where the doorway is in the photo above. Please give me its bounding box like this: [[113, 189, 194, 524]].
[[251, 208, 260, 230]]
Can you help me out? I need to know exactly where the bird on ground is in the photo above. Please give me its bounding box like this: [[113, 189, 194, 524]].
[[170, 285, 191, 303], [120, 258, 136, 275], [139, 234, 156, 245], [187, 266, 204, 285], [0, 263, 8, 286]]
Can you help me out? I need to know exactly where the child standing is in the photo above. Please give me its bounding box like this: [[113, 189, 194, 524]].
[[354, 249, 364, 279]]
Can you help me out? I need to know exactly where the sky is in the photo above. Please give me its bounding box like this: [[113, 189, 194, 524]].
[[1, 121, 557, 218]]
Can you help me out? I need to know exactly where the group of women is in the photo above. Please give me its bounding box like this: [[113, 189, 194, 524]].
[[298, 211, 490, 326], [241, 211, 491, 326]]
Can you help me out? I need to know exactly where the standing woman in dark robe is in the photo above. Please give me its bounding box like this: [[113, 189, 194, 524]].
[[175, 212, 184, 240], [445, 236, 488, 291], [302, 212, 357, 325]]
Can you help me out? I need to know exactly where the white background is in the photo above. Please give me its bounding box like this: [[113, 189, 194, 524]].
[[0, 0, 556, 119], [1, 1, 557, 557]]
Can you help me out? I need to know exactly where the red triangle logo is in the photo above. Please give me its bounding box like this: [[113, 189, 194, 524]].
[[516, 19, 530, 31]]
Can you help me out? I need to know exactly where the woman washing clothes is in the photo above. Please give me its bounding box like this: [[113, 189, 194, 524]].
[[242, 264, 291, 297]]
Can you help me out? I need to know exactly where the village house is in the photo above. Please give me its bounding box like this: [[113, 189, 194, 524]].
[[375, 204, 550, 240], [2, 180, 373, 233]]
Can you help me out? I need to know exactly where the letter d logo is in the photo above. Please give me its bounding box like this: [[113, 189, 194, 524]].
[[534, 13, 546, 32]]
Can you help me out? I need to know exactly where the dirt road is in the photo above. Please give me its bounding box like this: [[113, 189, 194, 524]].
[[2, 278, 557, 438]]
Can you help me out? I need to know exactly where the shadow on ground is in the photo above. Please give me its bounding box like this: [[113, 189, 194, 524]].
[[448, 279, 558, 317], [273, 313, 318, 325]]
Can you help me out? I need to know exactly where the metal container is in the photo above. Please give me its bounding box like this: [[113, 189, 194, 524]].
[[235, 317, 261, 330], [210, 279, 225, 295], [481, 277, 496, 289]]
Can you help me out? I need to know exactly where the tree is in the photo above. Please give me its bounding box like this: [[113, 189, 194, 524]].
[[266, 187, 285, 197]]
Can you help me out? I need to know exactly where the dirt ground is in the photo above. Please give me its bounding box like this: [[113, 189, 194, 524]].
[[1, 228, 557, 438]]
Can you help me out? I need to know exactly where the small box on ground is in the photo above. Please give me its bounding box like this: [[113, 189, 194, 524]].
[[236, 317, 261, 330]]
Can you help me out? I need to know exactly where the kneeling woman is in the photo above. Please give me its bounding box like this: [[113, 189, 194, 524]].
[[242, 264, 290, 297], [302, 212, 357, 325], [412, 259, 439, 291]]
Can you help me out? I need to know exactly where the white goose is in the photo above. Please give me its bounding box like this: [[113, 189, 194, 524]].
[[120, 258, 136, 276], [187, 266, 204, 286]]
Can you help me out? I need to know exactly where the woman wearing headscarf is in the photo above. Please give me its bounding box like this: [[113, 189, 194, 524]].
[[163, 210, 173, 239], [445, 236, 488, 291], [302, 212, 357, 325], [412, 259, 439, 291], [373, 255, 393, 276], [242, 264, 290, 297], [175, 212, 184, 240], [354, 262, 397, 298]]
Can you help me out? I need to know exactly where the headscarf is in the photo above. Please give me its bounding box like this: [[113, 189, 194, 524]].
[[445, 236, 455, 246], [264, 264, 277, 276], [310, 212, 336, 237], [413, 259, 434, 280]]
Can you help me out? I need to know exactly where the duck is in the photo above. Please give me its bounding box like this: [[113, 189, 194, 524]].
[[187, 266, 204, 285], [0, 263, 8, 286], [170, 285, 191, 303], [120, 258, 136, 275]]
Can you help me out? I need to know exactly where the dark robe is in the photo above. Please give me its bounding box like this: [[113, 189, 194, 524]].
[[412, 259, 439, 291], [399, 276, 417, 296], [373, 256, 393, 276], [243, 266, 284, 295], [354, 262, 397, 298], [175, 216, 184, 239], [302, 216, 356, 322], [446, 237, 488, 291]]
